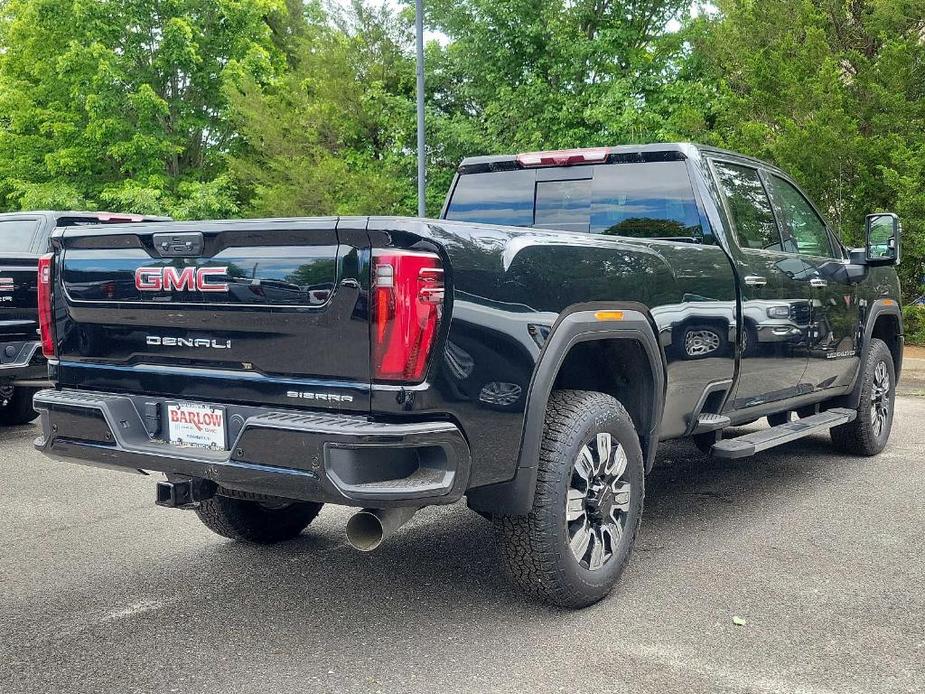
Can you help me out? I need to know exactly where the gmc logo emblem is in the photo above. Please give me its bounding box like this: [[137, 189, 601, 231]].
[[135, 266, 229, 293]]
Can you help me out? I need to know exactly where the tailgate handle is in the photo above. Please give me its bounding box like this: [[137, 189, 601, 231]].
[[153, 232, 204, 258]]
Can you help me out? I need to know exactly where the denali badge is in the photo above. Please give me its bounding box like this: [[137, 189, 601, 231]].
[[286, 391, 354, 403], [135, 266, 229, 292], [826, 349, 857, 360], [147, 336, 232, 349]]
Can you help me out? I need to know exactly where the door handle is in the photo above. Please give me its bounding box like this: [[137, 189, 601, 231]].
[[809, 278, 828, 288], [744, 275, 767, 287]]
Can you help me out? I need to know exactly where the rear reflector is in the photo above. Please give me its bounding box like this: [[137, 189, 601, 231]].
[[516, 147, 610, 168], [37, 253, 55, 358], [371, 250, 444, 383]]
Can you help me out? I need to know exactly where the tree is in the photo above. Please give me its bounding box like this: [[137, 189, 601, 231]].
[[694, 0, 925, 296], [421, 0, 719, 210], [0, 0, 287, 217], [224, 1, 419, 217]]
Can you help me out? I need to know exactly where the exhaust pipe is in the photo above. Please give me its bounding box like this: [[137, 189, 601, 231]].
[[345, 507, 417, 551]]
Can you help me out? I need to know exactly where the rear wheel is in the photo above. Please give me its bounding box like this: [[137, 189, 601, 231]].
[[0, 386, 39, 426], [495, 390, 644, 608], [831, 338, 895, 456], [195, 493, 323, 543]]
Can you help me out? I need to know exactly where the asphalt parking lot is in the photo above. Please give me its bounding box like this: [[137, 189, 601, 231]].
[[1, 399, 923, 694]]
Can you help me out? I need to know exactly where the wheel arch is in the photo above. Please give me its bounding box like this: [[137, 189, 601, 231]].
[[839, 299, 903, 410], [870, 309, 903, 381], [466, 304, 666, 516]]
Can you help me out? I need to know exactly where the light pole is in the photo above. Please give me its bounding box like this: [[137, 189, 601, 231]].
[[415, 0, 426, 217]]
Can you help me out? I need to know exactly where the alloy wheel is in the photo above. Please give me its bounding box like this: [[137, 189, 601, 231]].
[[566, 432, 632, 571], [870, 360, 892, 438]]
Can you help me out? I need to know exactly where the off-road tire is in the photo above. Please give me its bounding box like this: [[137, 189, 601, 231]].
[[196, 494, 323, 543], [0, 386, 40, 426], [495, 389, 645, 608], [830, 338, 896, 456]]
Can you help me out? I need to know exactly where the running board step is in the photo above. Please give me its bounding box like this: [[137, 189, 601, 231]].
[[712, 408, 856, 459], [693, 413, 731, 434]]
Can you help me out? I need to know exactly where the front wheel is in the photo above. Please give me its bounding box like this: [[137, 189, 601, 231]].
[[495, 390, 644, 608], [195, 493, 323, 543], [830, 338, 896, 456]]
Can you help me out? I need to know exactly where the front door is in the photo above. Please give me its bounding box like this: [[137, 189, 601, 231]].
[[710, 160, 813, 409], [763, 173, 860, 392]]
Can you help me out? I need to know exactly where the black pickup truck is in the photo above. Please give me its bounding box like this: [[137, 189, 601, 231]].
[[0, 211, 166, 426], [32, 144, 903, 607]]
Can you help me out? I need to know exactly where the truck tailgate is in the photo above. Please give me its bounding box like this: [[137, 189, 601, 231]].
[[53, 218, 371, 412], [0, 254, 39, 341]]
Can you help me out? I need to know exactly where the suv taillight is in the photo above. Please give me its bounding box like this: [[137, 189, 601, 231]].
[[37, 253, 55, 358], [371, 250, 444, 383]]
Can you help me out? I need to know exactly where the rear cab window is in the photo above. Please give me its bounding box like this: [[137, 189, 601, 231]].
[[445, 160, 707, 243], [0, 219, 41, 253], [710, 161, 783, 251]]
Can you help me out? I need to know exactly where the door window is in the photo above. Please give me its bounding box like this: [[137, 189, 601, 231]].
[[765, 175, 833, 257], [712, 162, 782, 251]]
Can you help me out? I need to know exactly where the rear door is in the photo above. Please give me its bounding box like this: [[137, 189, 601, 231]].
[[709, 160, 813, 410], [0, 216, 44, 341], [54, 218, 371, 412]]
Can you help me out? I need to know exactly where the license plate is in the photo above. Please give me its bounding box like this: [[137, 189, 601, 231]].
[[166, 402, 227, 450]]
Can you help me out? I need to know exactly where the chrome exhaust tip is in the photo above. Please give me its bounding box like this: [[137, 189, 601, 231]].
[[345, 507, 417, 552]]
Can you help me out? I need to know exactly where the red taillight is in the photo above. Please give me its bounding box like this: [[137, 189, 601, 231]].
[[37, 253, 56, 358], [371, 250, 444, 383], [516, 147, 610, 168]]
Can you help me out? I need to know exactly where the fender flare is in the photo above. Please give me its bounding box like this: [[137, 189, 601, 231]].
[[843, 299, 903, 409], [466, 303, 666, 516]]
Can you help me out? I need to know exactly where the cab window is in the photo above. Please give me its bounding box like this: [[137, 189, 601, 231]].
[[446, 161, 705, 242], [764, 174, 834, 257], [712, 161, 782, 251]]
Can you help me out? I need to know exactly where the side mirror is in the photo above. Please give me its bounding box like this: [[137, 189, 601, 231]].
[[866, 213, 900, 265]]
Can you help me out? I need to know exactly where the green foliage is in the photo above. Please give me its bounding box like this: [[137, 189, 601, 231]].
[[0, 0, 287, 218], [695, 0, 925, 297], [0, 0, 921, 294], [422, 0, 719, 212], [224, 2, 418, 217], [902, 304, 925, 345]]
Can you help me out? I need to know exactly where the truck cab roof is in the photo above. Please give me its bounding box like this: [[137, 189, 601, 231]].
[[0, 211, 170, 223], [457, 143, 788, 177]]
